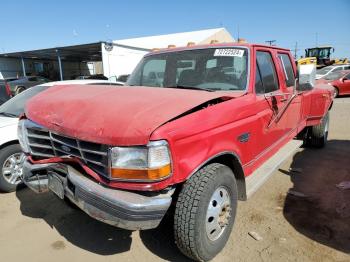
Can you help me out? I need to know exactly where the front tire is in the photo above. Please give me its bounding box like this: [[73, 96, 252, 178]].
[[0, 144, 25, 192], [174, 163, 238, 261]]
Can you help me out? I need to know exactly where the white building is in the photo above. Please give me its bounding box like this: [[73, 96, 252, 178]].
[[0, 28, 234, 80]]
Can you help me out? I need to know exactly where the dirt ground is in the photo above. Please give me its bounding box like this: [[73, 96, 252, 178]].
[[0, 98, 349, 262]]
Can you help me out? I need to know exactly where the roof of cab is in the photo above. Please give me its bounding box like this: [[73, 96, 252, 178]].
[[147, 42, 291, 56]]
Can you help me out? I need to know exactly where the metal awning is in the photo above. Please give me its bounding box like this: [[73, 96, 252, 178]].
[[0, 42, 103, 62], [0, 42, 104, 80]]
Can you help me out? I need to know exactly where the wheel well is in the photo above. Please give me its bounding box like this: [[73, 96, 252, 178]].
[[0, 140, 19, 151], [207, 153, 247, 201]]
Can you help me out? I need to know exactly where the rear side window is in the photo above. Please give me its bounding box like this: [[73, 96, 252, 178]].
[[255, 51, 279, 93], [278, 53, 295, 87]]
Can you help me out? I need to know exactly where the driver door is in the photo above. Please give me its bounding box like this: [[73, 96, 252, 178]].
[[253, 49, 289, 157]]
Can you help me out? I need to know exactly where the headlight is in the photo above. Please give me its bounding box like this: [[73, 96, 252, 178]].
[[17, 120, 30, 153], [110, 140, 171, 181]]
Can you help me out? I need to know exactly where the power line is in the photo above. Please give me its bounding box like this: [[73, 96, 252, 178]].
[[293, 42, 300, 59], [265, 40, 276, 46]]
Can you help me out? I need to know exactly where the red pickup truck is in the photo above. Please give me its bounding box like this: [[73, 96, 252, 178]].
[[20, 43, 333, 261]]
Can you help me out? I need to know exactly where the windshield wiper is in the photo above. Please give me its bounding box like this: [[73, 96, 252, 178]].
[[165, 85, 215, 92], [0, 112, 18, 118]]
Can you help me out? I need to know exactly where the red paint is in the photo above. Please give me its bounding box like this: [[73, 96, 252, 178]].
[[331, 70, 350, 96], [25, 44, 333, 191], [26, 85, 242, 146], [317, 70, 350, 96]]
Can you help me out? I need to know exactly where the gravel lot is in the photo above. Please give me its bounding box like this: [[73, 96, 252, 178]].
[[0, 97, 349, 262]]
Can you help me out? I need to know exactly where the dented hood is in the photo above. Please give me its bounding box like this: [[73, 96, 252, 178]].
[[26, 85, 239, 145]]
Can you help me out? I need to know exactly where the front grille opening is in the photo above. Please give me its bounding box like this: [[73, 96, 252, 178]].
[[84, 151, 104, 162], [80, 141, 105, 151], [27, 129, 50, 137], [28, 137, 51, 145], [52, 133, 78, 147], [30, 147, 55, 157]]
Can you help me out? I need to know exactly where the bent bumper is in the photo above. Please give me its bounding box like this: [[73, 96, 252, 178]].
[[22, 160, 174, 230]]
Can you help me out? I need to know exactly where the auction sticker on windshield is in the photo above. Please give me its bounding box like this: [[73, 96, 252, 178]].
[[214, 49, 244, 57]]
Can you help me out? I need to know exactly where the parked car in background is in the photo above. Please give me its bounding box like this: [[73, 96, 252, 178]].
[[0, 79, 123, 192], [316, 64, 350, 80], [318, 70, 350, 97], [7, 76, 50, 95], [0, 80, 12, 105], [75, 74, 108, 80]]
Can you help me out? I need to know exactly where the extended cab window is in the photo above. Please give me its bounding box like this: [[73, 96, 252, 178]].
[[127, 48, 248, 91], [278, 53, 295, 87], [255, 51, 279, 94]]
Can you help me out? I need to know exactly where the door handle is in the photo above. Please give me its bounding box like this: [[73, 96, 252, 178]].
[[280, 98, 288, 102]]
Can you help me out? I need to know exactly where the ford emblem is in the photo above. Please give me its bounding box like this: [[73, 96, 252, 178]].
[[61, 145, 71, 152]]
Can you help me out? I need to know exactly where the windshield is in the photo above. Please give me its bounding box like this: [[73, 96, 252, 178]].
[[127, 47, 248, 91], [0, 85, 48, 117], [306, 48, 331, 58], [317, 67, 333, 75]]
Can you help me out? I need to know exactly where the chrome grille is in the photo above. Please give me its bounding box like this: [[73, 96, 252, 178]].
[[25, 123, 109, 177]]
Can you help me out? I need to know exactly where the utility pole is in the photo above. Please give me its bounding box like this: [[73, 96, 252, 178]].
[[293, 41, 300, 59], [265, 40, 276, 46]]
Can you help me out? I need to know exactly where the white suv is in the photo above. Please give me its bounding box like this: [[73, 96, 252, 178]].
[[0, 79, 123, 192]]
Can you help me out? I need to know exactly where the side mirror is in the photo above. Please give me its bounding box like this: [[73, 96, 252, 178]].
[[297, 64, 316, 91]]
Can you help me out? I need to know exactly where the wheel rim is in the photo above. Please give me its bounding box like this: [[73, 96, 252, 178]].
[[2, 152, 25, 185], [206, 186, 232, 241], [334, 88, 338, 98]]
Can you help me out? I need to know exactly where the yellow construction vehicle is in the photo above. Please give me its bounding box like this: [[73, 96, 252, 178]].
[[298, 46, 348, 69]]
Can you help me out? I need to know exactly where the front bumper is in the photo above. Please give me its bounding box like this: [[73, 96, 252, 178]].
[[22, 159, 174, 230]]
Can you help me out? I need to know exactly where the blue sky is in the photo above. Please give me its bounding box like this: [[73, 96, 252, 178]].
[[0, 0, 349, 58]]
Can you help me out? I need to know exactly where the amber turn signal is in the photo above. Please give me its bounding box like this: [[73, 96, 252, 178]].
[[111, 164, 171, 181]]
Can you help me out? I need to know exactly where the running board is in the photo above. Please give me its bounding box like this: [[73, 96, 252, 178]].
[[245, 140, 303, 199]]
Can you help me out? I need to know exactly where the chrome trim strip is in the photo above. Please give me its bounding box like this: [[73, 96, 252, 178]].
[[27, 133, 51, 140], [28, 143, 52, 149]]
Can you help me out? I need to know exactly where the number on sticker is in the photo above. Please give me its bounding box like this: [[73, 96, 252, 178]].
[[214, 49, 244, 57]]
